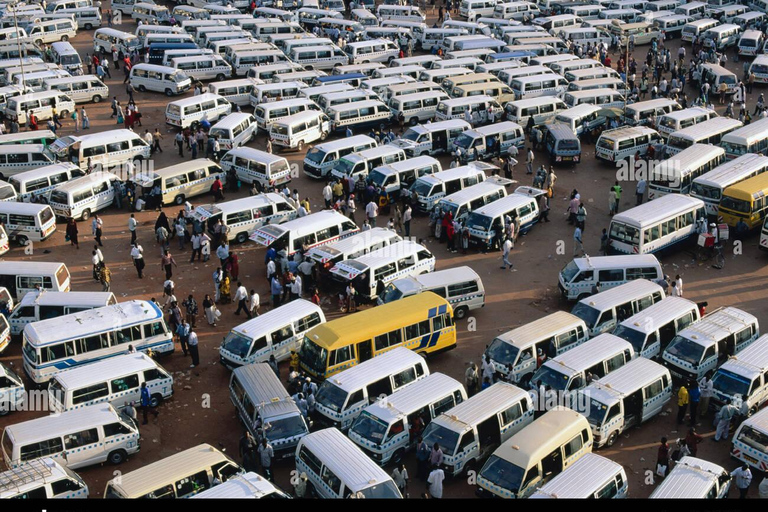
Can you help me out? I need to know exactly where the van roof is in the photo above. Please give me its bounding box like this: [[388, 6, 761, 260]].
[[582, 357, 670, 407], [168, 92, 225, 107], [321, 346, 427, 392], [133, 159, 220, 185], [222, 146, 285, 164], [211, 112, 253, 129], [5, 404, 119, 446], [740, 406, 768, 433], [495, 311, 585, 347], [578, 278, 663, 311], [432, 382, 529, 432], [650, 456, 725, 498], [0, 458, 75, 498], [440, 178, 507, 206], [9, 162, 79, 183], [361, 372, 462, 424], [190, 472, 283, 499], [107, 445, 233, 497], [610, 191, 704, 228], [332, 240, 427, 277], [411, 163, 489, 185], [51, 171, 117, 193], [16, 290, 114, 308], [531, 453, 623, 498], [307, 228, 400, 261], [314, 134, 375, 151], [0, 261, 64, 273], [95, 27, 137, 38], [232, 362, 303, 420], [231, 298, 322, 339], [254, 210, 351, 240], [542, 333, 633, 377], [327, 99, 386, 112], [69, 129, 144, 145], [717, 334, 768, 379], [299, 428, 397, 494], [468, 191, 537, 220], [625, 98, 679, 112], [677, 307, 757, 348], [508, 96, 565, 109], [0, 201, 52, 216], [52, 353, 159, 390], [196, 192, 289, 219], [618, 296, 697, 334], [271, 109, 324, 126], [571, 254, 660, 272], [132, 63, 182, 73]]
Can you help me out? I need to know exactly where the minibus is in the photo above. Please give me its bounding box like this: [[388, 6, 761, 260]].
[[1, 62, 58, 87], [326, 99, 391, 133], [494, 1, 541, 20], [421, 382, 534, 476], [372, 64, 426, 82], [485, 311, 589, 385], [318, 18, 365, 38], [442, 19, 492, 36], [649, 144, 725, 199], [718, 173, 768, 229], [691, 154, 768, 217], [165, 92, 232, 129], [738, 28, 764, 56], [195, 193, 296, 245], [335, 62, 385, 78], [460, 0, 499, 21], [148, 43, 200, 66], [329, 240, 435, 300], [415, 27, 468, 51], [27, 19, 76, 46], [47, 171, 117, 220], [434, 56, 484, 72], [376, 4, 425, 22], [131, 2, 170, 24], [103, 444, 243, 499], [533, 13, 584, 32], [558, 254, 663, 303], [220, 299, 324, 368], [477, 407, 593, 498], [0, 262, 69, 302], [8, 290, 115, 337], [13, 69, 68, 93], [442, 34, 492, 53], [269, 110, 332, 151], [557, 26, 612, 45], [663, 306, 759, 381], [0, 131, 55, 148], [384, 81, 444, 103], [408, 163, 490, 212], [546, 57, 598, 76], [46, 0, 91, 13], [732, 407, 768, 472], [709, 4, 748, 23], [348, 372, 466, 465], [657, 106, 718, 138], [43, 75, 108, 104], [721, 117, 768, 158], [436, 177, 510, 221], [574, 357, 671, 448], [303, 135, 377, 178], [475, 61, 524, 79], [621, 98, 681, 126], [571, 279, 665, 336], [253, 20, 303, 41], [505, 73, 565, 101], [552, 104, 606, 136], [545, 123, 581, 164], [296, 428, 402, 498], [699, 63, 739, 97], [344, 39, 399, 65], [248, 81, 308, 106], [250, 210, 359, 256], [701, 23, 742, 50], [711, 334, 768, 418], [129, 63, 191, 96], [135, 24, 185, 42], [144, 32, 195, 50], [0, 202, 57, 245], [599, 8, 642, 22], [681, 17, 719, 41], [131, 159, 224, 207], [595, 126, 661, 163], [48, 352, 172, 413], [207, 78, 261, 108], [219, 147, 291, 191], [466, 187, 542, 244], [312, 346, 430, 429], [4, 90, 74, 125], [171, 5, 209, 21], [170, 54, 232, 82], [389, 90, 450, 125], [563, 66, 621, 83], [229, 48, 286, 75], [317, 89, 378, 113], [530, 453, 628, 498], [208, 113, 258, 152], [0, 458, 88, 499], [566, 77, 629, 95], [562, 89, 625, 109], [204, 4, 241, 15], [452, 121, 525, 163], [62, 129, 151, 172], [504, 96, 566, 127], [230, 362, 309, 457], [21, 300, 173, 385], [253, 98, 321, 134], [363, 26, 412, 44], [7, 163, 84, 203], [0, 360, 23, 413], [733, 10, 766, 29], [1, 403, 139, 469], [675, 1, 707, 19], [368, 155, 442, 200], [48, 41, 80, 74], [390, 120, 471, 160], [192, 472, 290, 499], [307, 228, 402, 274], [297, 6, 342, 25], [649, 457, 731, 498], [652, 13, 692, 37]]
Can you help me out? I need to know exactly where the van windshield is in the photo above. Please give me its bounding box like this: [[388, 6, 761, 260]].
[[454, 132, 475, 150], [665, 336, 705, 366], [485, 337, 519, 367], [334, 157, 357, 176], [221, 330, 252, 358], [264, 415, 308, 441], [560, 260, 580, 283], [533, 365, 570, 391], [402, 128, 421, 141], [379, 283, 404, 304], [350, 410, 389, 445], [421, 422, 459, 455], [571, 302, 600, 327], [612, 324, 647, 353], [49, 190, 68, 205], [315, 381, 348, 413], [575, 395, 609, 427], [465, 212, 493, 231], [60, 54, 80, 66], [305, 147, 327, 164], [410, 180, 433, 197], [480, 455, 524, 496], [711, 369, 751, 399], [358, 481, 402, 499], [299, 337, 327, 375]]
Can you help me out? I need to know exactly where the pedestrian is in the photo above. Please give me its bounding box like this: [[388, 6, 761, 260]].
[[234, 281, 250, 318], [685, 428, 703, 457], [403, 203, 412, 237], [249, 289, 260, 317], [130, 242, 145, 278], [677, 381, 689, 424], [714, 399, 738, 441], [182, 294, 197, 329], [258, 438, 274, 481], [392, 464, 409, 497], [160, 249, 177, 279], [636, 177, 647, 205], [656, 437, 670, 478], [688, 380, 701, 426], [611, 181, 623, 213], [501, 237, 513, 270], [427, 465, 445, 499], [177, 320, 190, 356], [699, 371, 714, 417], [271, 276, 282, 308], [675, 274, 683, 297], [65, 217, 79, 248], [81, 108, 89, 129], [98, 264, 111, 292], [415, 436, 430, 480], [93, 214, 103, 246], [573, 225, 583, 256], [203, 294, 217, 326], [465, 362, 479, 396], [187, 327, 199, 367], [139, 381, 159, 425], [732, 464, 753, 499], [526, 147, 534, 174]]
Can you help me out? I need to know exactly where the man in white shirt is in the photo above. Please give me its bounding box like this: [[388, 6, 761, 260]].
[[130, 243, 144, 278], [266, 258, 276, 281], [249, 289, 260, 317], [234, 281, 250, 318], [501, 238, 513, 270], [297, 203, 308, 217], [322, 182, 333, 209], [128, 214, 138, 245], [427, 466, 445, 498], [366, 200, 378, 226], [291, 274, 302, 301], [188, 329, 199, 368], [675, 275, 683, 297]]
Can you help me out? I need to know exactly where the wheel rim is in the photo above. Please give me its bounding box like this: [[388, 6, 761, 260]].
[[93, 95, 101, 103], [175, 195, 185, 205], [82, 210, 90, 221], [236, 233, 247, 244]]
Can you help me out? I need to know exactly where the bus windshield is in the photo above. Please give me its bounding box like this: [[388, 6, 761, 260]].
[[299, 337, 328, 376], [315, 381, 347, 413], [612, 324, 647, 353], [350, 411, 389, 445], [690, 181, 720, 200], [485, 337, 519, 367], [665, 336, 705, 366], [421, 422, 460, 455], [264, 415, 308, 441], [480, 455, 524, 496], [221, 330, 252, 358], [711, 369, 751, 399], [720, 195, 751, 214]]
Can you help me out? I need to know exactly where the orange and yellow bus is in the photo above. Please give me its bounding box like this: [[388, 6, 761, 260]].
[[718, 172, 768, 229]]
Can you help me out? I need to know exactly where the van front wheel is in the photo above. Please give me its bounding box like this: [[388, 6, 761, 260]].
[[150, 394, 163, 408], [174, 194, 185, 206], [165, 89, 173, 97], [454, 306, 469, 320], [297, 140, 305, 152], [108, 449, 127, 465], [392, 449, 405, 465], [216, 73, 226, 81], [61, 35, 69, 42], [605, 431, 618, 448], [16, 235, 29, 247], [320, 131, 328, 141], [92, 95, 102, 103], [236, 232, 248, 244], [81, 209, 91, 221], [85, 23, 92, 30]]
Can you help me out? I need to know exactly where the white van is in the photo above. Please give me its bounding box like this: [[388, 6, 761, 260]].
[[48, 353, 172, 413], [504, 96, 567, 128], [7, 163, 83, 203], [303, 135, 377, 178], [269, 110, 331, 152], [48, 171, 117, 220], [208, 78, 261, 107], [557, 254, 663, 302], [731, 407, 768, 472], [738, 29, 764, 56], [170, 54, 232, 82], [349, 372, 466, 466], [530, 453, 628, 499], [27, 19, 77, 45], [422, 382, 534, 476], [345, 38, 399, 65], [389, 90, 449, 125], [4, 90, 75, 125], [219, 147, 292, 190], [317, 89, 378, 114], [712, 334, 768, 418], [329, 240, 436, 300], [129, 63, 192, 96], [663, 306, 759, 382], [250, 210, 359, 256], [191, 472, 290, 499], [48, 41, 80, 74], [230, 363, 309, 458], [220, 299, 324, 368], [130, 158, 224, 206], [193, 193, 296, 244], [367, 155, 442, 200], [331, 145, 406, 182], [436, 177, 510, 222], [249, 81, 308, 106], [681, 18, 719, 41], [571, 279, 666, 336], [613, 296, 701, 359], [701, 23, 742, 51], [452, 121, 525, 163], [408, 162, 492, 212], [649, 457, 731, 498], [0, 262, 69, 302], [307, 228, 402, 274], [7, 290, 115, 337], [62, 129, 151, 171], [313, 347, 430, 431], [562, 89, 625, 109], [485, 311, 589, 385], [595, 126, 662, 163], [656, 106, 718, 138], [574, 357, 671, 448], [165, 92, 231, 129], [465, 187, 543, 247], [93, 28, 141, 54], [0, 145, 52, 180], [209, 113, 258, 152], [296, 428, 402, 498], [132, 2, 170, 24], [44, 75, 107, 104], [392, 119, 473, 159], [0, 458, 88, 499], [1, 404, 140, 469]]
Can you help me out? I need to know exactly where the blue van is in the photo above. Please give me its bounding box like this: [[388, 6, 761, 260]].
[[545, 122, 582, 165], [312, 72, 367, 88]]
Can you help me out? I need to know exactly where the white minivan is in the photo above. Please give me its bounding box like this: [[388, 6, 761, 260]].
[[165, 93, 232, 129], [48, 171, 117, 220]]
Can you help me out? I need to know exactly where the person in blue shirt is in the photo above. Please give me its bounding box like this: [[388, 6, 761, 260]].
[[271, 277, 283, 308], [140, 382, 158, 425], [346, 126, 353, 138]]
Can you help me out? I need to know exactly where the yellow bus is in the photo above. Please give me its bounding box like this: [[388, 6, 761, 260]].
[[298, 292, 456, 379], [718, 173, 768, 229]]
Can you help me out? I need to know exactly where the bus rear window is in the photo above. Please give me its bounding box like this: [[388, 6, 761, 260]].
[[55, 265, 70, 287]]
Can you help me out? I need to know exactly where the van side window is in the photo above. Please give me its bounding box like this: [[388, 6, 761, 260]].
[[447, 280, 479, 297], [596, 478, 619, 498], [50, 477, 82, 496], [176, 470, 209, 497], [374, 329, 403, 351], [598, 269, 623, 282], [321, 466, 342, 495], [703, 345, 716, 361], [110, 374, 140, 393], [626, 267, 660, 280], [393, 367, 416, 388], [72, 383, 109, 404], [432, 394, 456, 416], [458, 431, 475, 452], [64, 428, 99, 449], [296, 312, 323, 332], [605, 353, 625, 373], [20, 438, 64, 462], [563, 433, 583, 458], [299, 446, 323, 475], [500, 403, 522, 425], [367, 377, 393, 398], [329, 345, 353, 366], [556, 329, 579, 351], [644, 379, 663, 399], [144, 368, 165, 381], [103, 422, 132, 437]]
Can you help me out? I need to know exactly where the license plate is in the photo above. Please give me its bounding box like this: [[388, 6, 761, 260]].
[[563, 156, 573, 161], [743, 453, 758, 465]]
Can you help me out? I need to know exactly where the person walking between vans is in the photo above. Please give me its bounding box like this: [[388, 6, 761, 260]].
[[656, 437, 670, 478], [188, 327, 199, 368], [688, 381, 701, 426], [427, 465, 445, 498], [258, 438, 274, 481], [140, 381, 158, 425], [699, 372, 714, 418], [501, 237, 513, 270], [714, 399, 738, 442], [93, 214, 104, 246], [131, 242, 145, 278], [677, 382, 689, 424], [732, 464, 753, 499], [573, 226, 583, 257], [66, 217, 79, 249], [416, 437, 429, 481]]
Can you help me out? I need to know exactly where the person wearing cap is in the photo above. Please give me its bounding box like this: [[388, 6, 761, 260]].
[[294, 472, 308, 498], [347, 194, 356, 222]]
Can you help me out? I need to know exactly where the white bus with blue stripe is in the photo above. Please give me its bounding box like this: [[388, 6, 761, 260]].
[[732, 407, 768, 473], [0, 458, 88, 499], [21, 300, 174, 385]]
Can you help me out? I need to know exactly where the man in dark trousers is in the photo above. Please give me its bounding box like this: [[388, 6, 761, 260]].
[[139, 382, 158, 425]]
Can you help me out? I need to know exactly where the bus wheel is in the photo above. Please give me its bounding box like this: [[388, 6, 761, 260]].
[[576, 293, 589, 301], [85, 23, 92, 30], [108, 449, 127, 465], [454, 306, 469, 320], [409, 117, 418, 126], [150, 394, 163, 408], [92, 95, 102, 103], [16, 235, 29, 247], [138, 84, 146, 92], [605, 431, 618, 448], [165, 89, 173, 97], [320, 131, 328, 141], [62, 35, 69, 42], [174, 194, 185, 206], [236, 232, 248, 244], [81, 209, 91, 221], [216, 73, 226, 81], [59, 110, 68, 118], [298, 140, 305, 152]]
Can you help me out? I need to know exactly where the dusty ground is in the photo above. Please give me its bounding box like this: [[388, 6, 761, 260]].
[[0, 1, 767, 499]]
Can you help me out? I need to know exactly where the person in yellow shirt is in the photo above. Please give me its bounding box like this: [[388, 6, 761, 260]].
[[289, 350, 299, 373], [677, 382, 690, 425]]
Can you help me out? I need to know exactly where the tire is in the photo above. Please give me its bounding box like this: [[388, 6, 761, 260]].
[[298, 140, 305, 152], [92, 95, 102, 103], [174, 194, 185, 205], [108, 449, 127, 465], [81, 209, 91, 221], [62, 35, 69, 42], [35, 39, 42, 46], [714, 253, 725, 269], [165, 88, 174, 97], [576, 293, 590, 301], [454, 306, 469, 320], [59, 110, 68, 118], [605, 431, 619, 448], [236, 232, 248, 244], [16, 235, 29, 247], [150, 393, 163, 408], [0, 406, 8, 416], [392, 449, 405, 465], [138, 84, 146, 92], [463, 459, 477, 477], [85, 24, 92, 30], [320, 131, 328, 141], [409, 117, 418, 126], [216, 73, 226, 81]]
